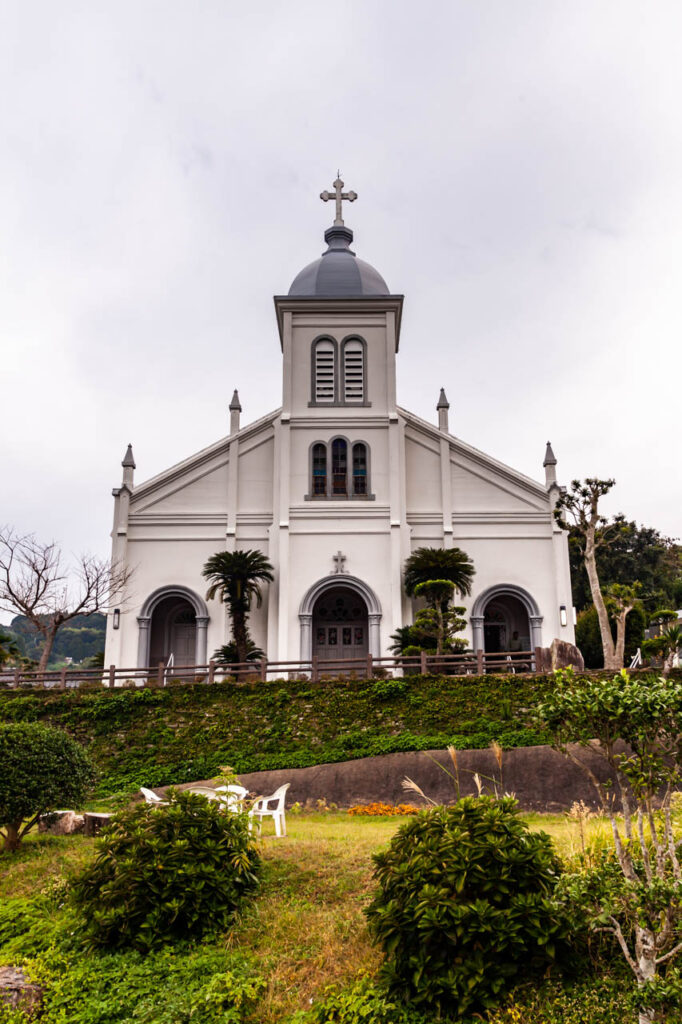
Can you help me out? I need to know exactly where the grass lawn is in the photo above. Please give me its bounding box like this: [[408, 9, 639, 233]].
[[0, 809, 626, 1023]]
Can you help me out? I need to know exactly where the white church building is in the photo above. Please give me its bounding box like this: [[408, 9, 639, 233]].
[[104, 179, 575, 672]]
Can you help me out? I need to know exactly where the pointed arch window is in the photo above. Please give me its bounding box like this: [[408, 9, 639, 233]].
[[352, 443, 367, 496], [331, 438, 348, 496], [314, 338, 336, 403], [312, 442, 327, 496], [308, 439, 372, 499], [342, 338, 365, 403]]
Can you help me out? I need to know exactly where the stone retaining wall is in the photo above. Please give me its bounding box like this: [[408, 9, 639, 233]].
[[169, 742, 616, 812]]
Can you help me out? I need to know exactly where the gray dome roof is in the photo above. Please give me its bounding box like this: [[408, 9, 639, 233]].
[[288, 225, 389, 296]]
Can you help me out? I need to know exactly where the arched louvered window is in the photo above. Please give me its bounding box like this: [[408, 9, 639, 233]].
[[331, 439, 348, 496], [343, 338, 365, 402], [352, 443, 368, 496], [312, 442, 327, 496], [314, 338, 336, 403]]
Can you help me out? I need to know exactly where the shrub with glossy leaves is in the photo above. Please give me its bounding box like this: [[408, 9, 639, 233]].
[[309, 976, 431, 1023], [71, 789, 260, 950], [0, 721, 95, 852], [366, 796, 570, 1018]]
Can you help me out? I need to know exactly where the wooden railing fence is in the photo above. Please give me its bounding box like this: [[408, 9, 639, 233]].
[[1, 649, 542, 689]]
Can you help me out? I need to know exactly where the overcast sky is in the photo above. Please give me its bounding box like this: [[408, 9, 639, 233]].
[[1, 0, 681, 581]]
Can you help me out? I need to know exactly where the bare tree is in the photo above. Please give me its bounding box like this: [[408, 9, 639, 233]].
[[0, 528, 132, 673], [554, 479, 629, 671]]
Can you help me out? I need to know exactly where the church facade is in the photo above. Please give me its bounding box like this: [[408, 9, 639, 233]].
[[104, 181, 575, 672]]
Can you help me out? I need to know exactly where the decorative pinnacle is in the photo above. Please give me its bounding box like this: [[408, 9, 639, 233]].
[[121, 444, 136, 469], [229, 389, 242, 412], [543, 441, 557, 467], [320, 175, 357, 226], [437, 388, 450, 409]]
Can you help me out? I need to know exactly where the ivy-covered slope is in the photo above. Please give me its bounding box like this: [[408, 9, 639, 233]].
[[0, 674, 555, 794], [2, 671, 676, 795]]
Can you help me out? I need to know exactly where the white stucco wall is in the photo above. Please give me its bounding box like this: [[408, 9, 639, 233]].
[[104, 293, 574, 671]]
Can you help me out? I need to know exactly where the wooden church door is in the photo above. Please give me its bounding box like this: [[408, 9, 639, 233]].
[[313, 587, 368, 663]]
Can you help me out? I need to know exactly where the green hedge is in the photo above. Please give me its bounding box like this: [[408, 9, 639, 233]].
[[0, 671, 677, 795]]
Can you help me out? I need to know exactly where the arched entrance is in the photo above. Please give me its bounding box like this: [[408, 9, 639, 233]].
[[312, 586, 368, 663], [483, 596, 530, 653], [470, 585, 543, 654], [299, 575, 382, 661], [149, 596, 197, 668], [137, 586, 210, 668]]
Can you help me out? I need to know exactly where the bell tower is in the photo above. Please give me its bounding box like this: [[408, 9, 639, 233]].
[[268, 178, 408, 662], [274, 176, 403, 421]]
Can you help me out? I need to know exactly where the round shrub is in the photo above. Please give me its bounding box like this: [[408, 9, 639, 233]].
[[70, 789, 261, 950], [0, 721, 96, 852], [366, 796, 569, 1018]]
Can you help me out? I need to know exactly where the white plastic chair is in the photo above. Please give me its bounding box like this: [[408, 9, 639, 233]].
[[186, 786, 222, 801], [250, 783, 290, 838], [215, 784, 249, 813], [140, 787, 167, 805]]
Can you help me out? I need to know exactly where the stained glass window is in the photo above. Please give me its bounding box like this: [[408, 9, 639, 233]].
[[352, 443, 367, 496], [331, 439, 348, 496], [312, 442, 327, 496]]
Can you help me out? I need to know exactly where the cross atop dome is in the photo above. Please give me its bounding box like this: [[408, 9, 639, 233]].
[[320, 174, 357, 226], [287, 174, 389, 296]]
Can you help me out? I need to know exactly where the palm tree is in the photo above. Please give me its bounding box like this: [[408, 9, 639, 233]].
[[403, 547, 475, 599], [212, 638, 264, 666], [202, 550, 274, 664]]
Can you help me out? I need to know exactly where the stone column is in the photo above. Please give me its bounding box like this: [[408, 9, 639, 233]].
[[530, 615, 544, 651], [136, 617, 151, 669], [195, 616, 209, 666], [368, 613, 382, 658], [470, 615, 484, 654], [299, 613, 313, 663]]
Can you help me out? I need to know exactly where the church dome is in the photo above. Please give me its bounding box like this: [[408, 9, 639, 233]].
[[288, 224, 390, 297]]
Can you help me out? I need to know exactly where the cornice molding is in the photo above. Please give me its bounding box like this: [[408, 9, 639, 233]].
[[273, 295, 404, 351], [290, 414, 391, 429], [129, 513, 227, 525]]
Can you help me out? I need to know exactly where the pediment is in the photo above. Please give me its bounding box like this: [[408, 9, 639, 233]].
[[399, 406, 550, 514], [130, 409, 279, 514]]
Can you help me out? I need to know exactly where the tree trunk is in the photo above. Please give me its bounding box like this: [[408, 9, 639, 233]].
[[2, 823, 21, 853], [637, 940, 656, 1024], [436, 605, 444, 656], [232, 610, 248, 665], [37, 626, 58, 674], [614, 610, 628, 670], [585, 531, 618, 669]]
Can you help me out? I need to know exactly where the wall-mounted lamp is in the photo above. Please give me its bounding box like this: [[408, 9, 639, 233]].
[[113, 608, 121, 630], [560, 605, 567, 627], [573, 606, 577, 626]]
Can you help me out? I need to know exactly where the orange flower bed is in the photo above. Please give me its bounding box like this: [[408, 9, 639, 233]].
[[347, 802, 421, 816]]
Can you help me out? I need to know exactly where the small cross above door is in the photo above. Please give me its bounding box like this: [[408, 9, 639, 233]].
[[332, 550, 348, 574]]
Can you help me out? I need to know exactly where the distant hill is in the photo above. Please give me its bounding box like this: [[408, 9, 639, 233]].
[[6, 613, 106, 667]]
